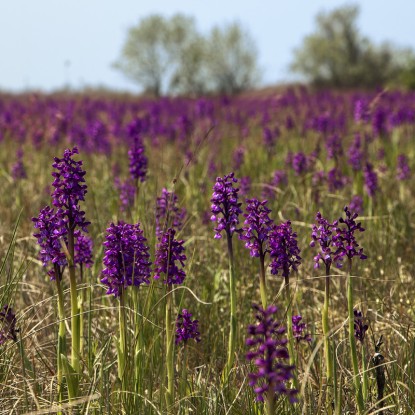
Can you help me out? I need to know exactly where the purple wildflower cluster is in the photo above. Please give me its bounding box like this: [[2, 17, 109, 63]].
[[353, 309, 368, 343], [32, 206, 67, 280], [292, 315, 311, 344], [310, 212, 343, 271], [246, 304, 297, 403], [210, 172, 242, 239], [51, 147, 90, 232], [269, 221, 301, 278], [240, 199, 274, 257], [155, 188, 186, 237], [175, 309, 201, 345], [0, 305, 18, 344], [335, 206, 367, 262], [154, 228, 187, 285], [101, 221, 151, 297]]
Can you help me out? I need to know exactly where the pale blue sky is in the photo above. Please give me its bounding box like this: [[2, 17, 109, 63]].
[[0, 1, 414, 92]]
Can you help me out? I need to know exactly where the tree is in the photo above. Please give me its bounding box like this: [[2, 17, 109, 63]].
[[114, 15, 260, 96], [114, 14, 198, 96], [206, 22, 260, 94], [290, 5, 410, 88]]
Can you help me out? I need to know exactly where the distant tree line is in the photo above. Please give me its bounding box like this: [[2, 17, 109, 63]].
[[115, 7, 415, 96], [290, 5, 415, 90], [114, 15, 260, 96]]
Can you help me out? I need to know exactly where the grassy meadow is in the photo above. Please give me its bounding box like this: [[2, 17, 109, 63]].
[[1, 88, 415, 414]]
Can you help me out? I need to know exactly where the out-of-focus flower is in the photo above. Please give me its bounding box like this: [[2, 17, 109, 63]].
[[349, 195, 363, 215], [128, 136, 148, 182], [114, 177, 136, 212], [11, 149, 27, 180], [364, 163, 378, 197]]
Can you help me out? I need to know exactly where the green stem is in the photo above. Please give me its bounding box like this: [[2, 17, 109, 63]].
[[284, 274, 298, 390], [362, 343, 369, 401], [259, 250, 267, 309], [55, 270, 66, 402], [322, 265, 333, 386], [265, 389, 275, 415], [118, 292, 127, 388], [80, 264, 84, 353], [67, 230, 80, 374], [165, 284, 175, 411], [347, 259, 364, 413], [222, 232, 237, 383]]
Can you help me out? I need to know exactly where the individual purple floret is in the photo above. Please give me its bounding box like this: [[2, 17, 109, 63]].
[[101, 221, 151, 297], [292, 315, 312, 344], [175, 309, 201, 345], [334, 206, 367, 262], [11, 149, 27, 180], [114, 177, 136, 212], [269, 221, 301, 278], [240, 198, 274, 258], [154, 228, 186, 285], [51, 147, 90, 232], [0, 305, 18, 344], [32, 206, 67, 280], [396, 154, 411, 181], [210, 172, 242, 239], [155, 188, 186, 237], [74, 231, 93, 268], [246, 304, 297, 404], [353, 309, 368, 343], [349, 195, 363, 215], [310, 212, 343, 270], [128, 136, 148, 182], [364, 163, 378, 197]]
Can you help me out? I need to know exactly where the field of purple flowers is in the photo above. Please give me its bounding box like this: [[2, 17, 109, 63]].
[[1, 87, 415, 414]]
